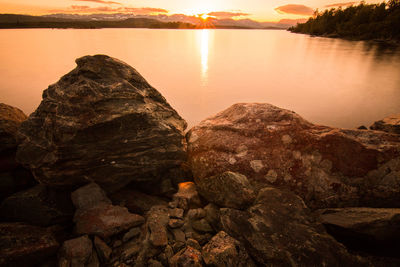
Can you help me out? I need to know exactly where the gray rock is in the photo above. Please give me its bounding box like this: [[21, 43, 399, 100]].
[[59, 235, 93, 267], [220, 187, 368, 266], [16, 55, 187, 192], [202, 231, 255, 267], [195, 171, 254, 209], [370, 113, 400, 134], [0, 222, 59, 266], [188, 103, 400, 209], [147, 205, 169, 247], [71, 182, 111, 210]]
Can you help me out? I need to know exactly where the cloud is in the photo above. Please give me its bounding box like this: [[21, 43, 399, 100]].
[[275, 4, 314, 16], [325, 2, 357, 8], [207, 11, 249, 19], [50, 5, 168, 14], [74, 0, 122, 5]]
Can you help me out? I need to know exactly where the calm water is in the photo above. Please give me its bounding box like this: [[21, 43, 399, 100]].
[[1, 28, 400, 129]]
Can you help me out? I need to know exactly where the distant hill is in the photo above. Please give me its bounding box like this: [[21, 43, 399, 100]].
[[289, 0, 400, 42]]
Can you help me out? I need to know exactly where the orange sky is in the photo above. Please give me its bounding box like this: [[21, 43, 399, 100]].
[[0, 0, 382, 22]]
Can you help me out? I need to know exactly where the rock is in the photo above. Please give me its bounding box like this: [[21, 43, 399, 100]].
[[192, 219, 213, 233], [110, 188, 167, 215], [187, 208, 206, 220], [169, 218, 185, 229], [358, 125, 368, 130], [186, 238, 201, 251], [202, 231, 255, 267], [204, 204, 220, 231], [0, 103, 27, 153], [74, 203, 145, 238], [169, 246, 203, 267], [220, 187, 367, 266], [171, 228, 186, 243], [195, 171, 255, 209], [187, 103, 400, 209], [148, 259, 163, 267], [0, 222, 59, 266], [172, 182, 202, 211], [16, 55, 187, 192], [122, 227, 141, 242], [58, 235, 93, 266], [0, 166, 35, 201], [0, 184, 74, 226], [94, 236, 112, 263], [316, 207, 400, 255], [370, 113, 400, 134], [169, 208, 184, 219], [71, 182, 111, 210], [147, 205, 170, 247]]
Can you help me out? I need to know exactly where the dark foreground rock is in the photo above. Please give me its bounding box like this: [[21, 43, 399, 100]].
[[0, 103, 27, 154], [0, 223, 59, 266], [16, 55, 187, 192], [220, 187, 367, 266], [187, 103, 400, 209], [370, 113, 400, 134]]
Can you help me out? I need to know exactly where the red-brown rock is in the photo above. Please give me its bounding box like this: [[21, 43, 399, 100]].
[[187, 103, 400, 209]]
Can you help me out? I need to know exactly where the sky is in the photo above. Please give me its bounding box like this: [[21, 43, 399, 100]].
[[0, 0, 382, 22]]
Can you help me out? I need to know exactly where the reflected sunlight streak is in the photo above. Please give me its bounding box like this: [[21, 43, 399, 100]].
[[200, 29, 209, 84]]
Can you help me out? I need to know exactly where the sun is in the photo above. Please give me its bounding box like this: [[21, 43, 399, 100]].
[[200, 14, 210, 20]]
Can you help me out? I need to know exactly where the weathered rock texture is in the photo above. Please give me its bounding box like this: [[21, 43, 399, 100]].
[[0, 103, 27, 153], [187, 103, 400, 209], [370, 113, 400, 134], [16, 55, 187, 192], [220, 187, 366, 266]]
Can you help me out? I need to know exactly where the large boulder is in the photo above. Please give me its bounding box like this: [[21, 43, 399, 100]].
[[370, 113, 400, 134], [187, 103, 400, 209], [0, 103, 27, 154], [0, 223, 59, 266], [16, 55, 187, 192], [220, 187, 367, 266]]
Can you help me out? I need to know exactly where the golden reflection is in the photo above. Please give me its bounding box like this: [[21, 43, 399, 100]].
[[200, 29, 209, 84]]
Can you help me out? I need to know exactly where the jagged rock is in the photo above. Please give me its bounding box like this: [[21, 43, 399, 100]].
[[169, 218, 184, 229], [169, 208, 184, 219], [171, 228, 186, 243], [94, 236, 112, 263], [187, 103, 400, 209], [0, 103, 27, 153], [58, 235, 93, 266], [71, 182, 111, 210], [16, 55, 187, 192], [370, 113, 400, 134], [195, 171, 254, 209], [0, 184, 74, 226], [172, 182, 202, 211], [147, 205, 170, 247], [202, 231, 255, 267], [204, 204, 220, 231], [0, 223, 59, 266], [220, 187, 367, 266], [186, 238, 201, 251], [169, 246, 203, 267], [110, 188, 167, 215], [192, 219, 213, 233], [122, 227, 141, 242], [0, 167, 35, 201], [316, 207, 400, 255]]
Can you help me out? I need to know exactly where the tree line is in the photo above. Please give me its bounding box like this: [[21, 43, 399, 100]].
[[289, 0, 400, 41]]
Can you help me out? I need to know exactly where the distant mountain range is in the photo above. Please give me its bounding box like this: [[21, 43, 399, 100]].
[[0, 13, 307, 29]]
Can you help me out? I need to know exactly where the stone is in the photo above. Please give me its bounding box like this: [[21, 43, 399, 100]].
[[169, 208, 184, 219], [202, 231, 255, 267], [169, 246, 203, 267], [110, 188, 167, 215], [316, 207, 400, 255], [370, 113, 400, 134], [148, 259, 163, 267], [220, 187, 367, 266], [0, 223, 59, 266], [122, 227, 141, 242], [204, 203, 220, 231], [0, 184, 74, 226], [195, 171, 255, 209], [186, 238, 201, 251], [0, 166, 35, 201], [172, 182, 202, 211], [16, 55, 187, 192], [171, 228, 186, 243], [192, 219, 213, 233], [0, 103, 27, 153], [94, 236, 112, 263], [71, 182, 111, 210], [147, 205, 170, 247], [59, 235, 93, 266], [168, 218, 185, 229], [187, 208, 206, 220], [74, 203, 145, 238], [187, 103, 400, 209]]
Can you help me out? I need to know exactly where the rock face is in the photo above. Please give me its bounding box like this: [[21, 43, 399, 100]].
[[0, 103, 27, 153], [0, 223, 59, 266], [220, 187, 366, 266], [16, 55, 187, 192], [370, 113, 400, 134], [187, 103, 400, 209], [316, 207, 400, 254]]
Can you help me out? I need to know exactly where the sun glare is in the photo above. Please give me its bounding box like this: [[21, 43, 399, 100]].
[[200, 14, 210, 20]]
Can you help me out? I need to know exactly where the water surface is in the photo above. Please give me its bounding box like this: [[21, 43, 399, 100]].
[[1, 28, 400, 129]]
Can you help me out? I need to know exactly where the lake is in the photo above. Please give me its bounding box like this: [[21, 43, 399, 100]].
[[0, 28, 400, 129]]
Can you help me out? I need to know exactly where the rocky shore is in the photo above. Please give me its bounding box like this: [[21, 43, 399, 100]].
[[1, 55, 400, 267]]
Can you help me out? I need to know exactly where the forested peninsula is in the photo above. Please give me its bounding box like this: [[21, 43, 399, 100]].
[[289, 0, 400, 42]]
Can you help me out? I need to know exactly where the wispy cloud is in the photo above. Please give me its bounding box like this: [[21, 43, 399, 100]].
[[50, 5, 168, 14], [73, 0, 122, 5], [275, 4, 314, 16], [207, 11, 249, 19], [325, 2, 357, 8]]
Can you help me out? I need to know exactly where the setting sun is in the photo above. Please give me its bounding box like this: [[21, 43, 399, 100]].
[[200, 14, 211, 20]]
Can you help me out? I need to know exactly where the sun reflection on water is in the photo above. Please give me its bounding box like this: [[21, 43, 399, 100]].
[[200, 29, 209, 84]]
